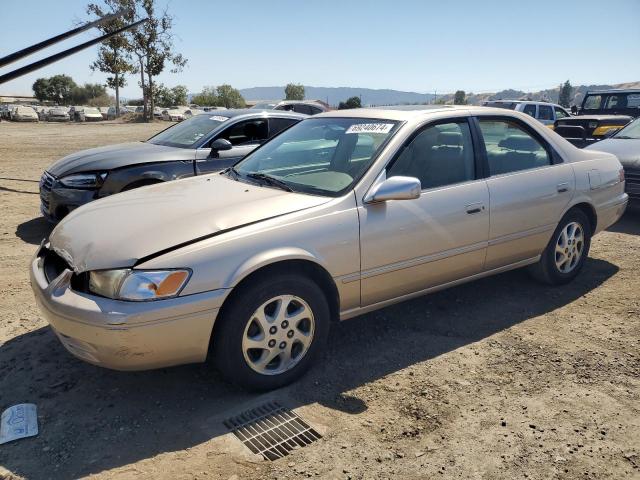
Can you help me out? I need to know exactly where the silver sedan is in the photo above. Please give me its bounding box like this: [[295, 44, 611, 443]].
[[31, 106, 628, 390]]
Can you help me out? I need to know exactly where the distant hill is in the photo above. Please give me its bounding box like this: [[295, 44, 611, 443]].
[[236, 81, 639, 107], [239, 86, 434, 106]]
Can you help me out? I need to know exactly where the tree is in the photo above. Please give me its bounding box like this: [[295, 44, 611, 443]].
[[454, 90, 467, 105], [32, 78, 51, 103], [338, 96, 362, 109], [32, 75, 77, 104], [69, 83, 107, 105], [558, 80, 573, 107], [191, 86, 218, 106], [285, 83, 305, 101], [215, 84, 246, 108], [170, 85, 188, 106], [87, 0, 135, 117], [154, 84, 188, 107], [128, 0, 187, 121]]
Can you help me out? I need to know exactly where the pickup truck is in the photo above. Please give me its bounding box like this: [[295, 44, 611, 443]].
[[554, 89, 639, 147]]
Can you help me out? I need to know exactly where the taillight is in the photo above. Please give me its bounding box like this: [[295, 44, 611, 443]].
[[619, 168, 625, 183]]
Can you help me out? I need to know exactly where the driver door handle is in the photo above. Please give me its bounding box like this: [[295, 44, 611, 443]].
[[465, 202, 485, 214]]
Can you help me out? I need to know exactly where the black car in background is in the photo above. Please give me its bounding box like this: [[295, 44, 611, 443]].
[[554, 89, 640, 147], [39, 110, 305, 222]]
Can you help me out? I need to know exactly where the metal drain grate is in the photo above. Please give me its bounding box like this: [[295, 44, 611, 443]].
[[224, 401, 321, 461]]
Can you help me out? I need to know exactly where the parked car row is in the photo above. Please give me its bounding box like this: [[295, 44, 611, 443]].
[[33, 105, 628, 390]]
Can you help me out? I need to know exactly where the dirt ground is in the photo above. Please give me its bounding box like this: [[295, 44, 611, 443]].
[[0, 121, 638, 480]]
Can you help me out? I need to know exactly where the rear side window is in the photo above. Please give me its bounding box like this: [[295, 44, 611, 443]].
[[627, 94, 640, 109], [309, 106, 323, 115], [538, 105, 553, 121], [605, 95, 626, 109], [388, 121, 475, 190], [478, 119, 551, 176], [523, 104, 536, 117], [269, 118, 298, 137], [583, 95, 602, 110]]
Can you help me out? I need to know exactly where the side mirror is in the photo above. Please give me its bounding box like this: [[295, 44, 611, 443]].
[[364, 176, 421, 204], [210, 138, 232, 157]]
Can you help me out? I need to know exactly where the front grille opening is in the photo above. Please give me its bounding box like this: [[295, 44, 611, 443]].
[[224, 402, 321, 461], [40, 247, 89, 292], [41, 248, 69, 283]]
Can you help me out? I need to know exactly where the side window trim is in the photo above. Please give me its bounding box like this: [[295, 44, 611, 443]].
[[473, 115, 563, 177], [385, 117, 480, 190]]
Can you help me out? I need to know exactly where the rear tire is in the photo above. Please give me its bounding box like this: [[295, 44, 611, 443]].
[[529, 208, 591, 285], [212, 274, 330, 391]]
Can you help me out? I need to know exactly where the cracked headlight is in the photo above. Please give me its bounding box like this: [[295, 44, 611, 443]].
[[89, 269, 191, 301], [59, 172, 107, 188]]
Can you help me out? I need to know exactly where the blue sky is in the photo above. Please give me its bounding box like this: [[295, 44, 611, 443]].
[[1, 0, 639, 98]]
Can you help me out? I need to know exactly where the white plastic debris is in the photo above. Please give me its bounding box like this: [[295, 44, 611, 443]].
[[0, 404, 38, 445]]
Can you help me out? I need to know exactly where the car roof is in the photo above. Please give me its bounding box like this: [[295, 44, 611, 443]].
[[314, 105, 473, 121], [585, 89, 640, 95], [314, 105, 543, 122], [219, 109, 307, 119]]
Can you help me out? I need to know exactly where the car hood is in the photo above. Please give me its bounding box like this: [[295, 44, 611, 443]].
[[47, 142, 194, 176], [48, 174, 330, 272], [585, 138, 640, 167]]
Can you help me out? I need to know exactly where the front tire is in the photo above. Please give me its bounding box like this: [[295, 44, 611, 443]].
[[529, 208, 592, 285], [212, 274, 330, 391]]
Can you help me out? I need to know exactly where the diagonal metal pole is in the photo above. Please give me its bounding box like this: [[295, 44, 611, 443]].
[[0, 18, 147, 85], [0, 10, 130, 69]]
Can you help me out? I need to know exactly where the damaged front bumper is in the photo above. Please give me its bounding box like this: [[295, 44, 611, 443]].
[[29, 246, 227, 370]]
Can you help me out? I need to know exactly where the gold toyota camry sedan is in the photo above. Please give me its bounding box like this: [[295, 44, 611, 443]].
[[31, 106, 628, 390]]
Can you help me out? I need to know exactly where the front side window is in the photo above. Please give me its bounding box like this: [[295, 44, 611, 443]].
[[554, 106, 569, 119], [583, 95, 602, 110], [234, 118, 399, 196], [388, 122, 475, 190], [148, 114, 228, 148], [538, 105, 553, 121], [478, 119, 551, 176], [217, 119, 269, 146], [523, 104, 537, 117]]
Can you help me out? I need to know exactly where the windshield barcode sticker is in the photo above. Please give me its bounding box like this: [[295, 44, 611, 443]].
[[345, 123, 394, 134], [209, 115, 229, 122]]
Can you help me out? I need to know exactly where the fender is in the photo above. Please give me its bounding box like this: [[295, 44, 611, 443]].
[[225, 247, 330, 289]]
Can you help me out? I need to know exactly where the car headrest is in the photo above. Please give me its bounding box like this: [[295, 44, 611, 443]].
[[437, 131, 463, 147], [498, 135, 539, 151]]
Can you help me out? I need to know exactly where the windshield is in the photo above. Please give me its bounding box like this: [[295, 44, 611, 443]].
[[234, 117, 400, 196], [614, 118, 640, 139], [147, 114, 229, 148]]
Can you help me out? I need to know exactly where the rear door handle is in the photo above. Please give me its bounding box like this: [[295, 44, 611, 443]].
[[465, 202, 485, 214], [557, 182, 569, 193]]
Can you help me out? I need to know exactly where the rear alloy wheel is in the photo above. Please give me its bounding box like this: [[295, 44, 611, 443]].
[[213, 274, 329, 391], [529, 208, 591, 285]]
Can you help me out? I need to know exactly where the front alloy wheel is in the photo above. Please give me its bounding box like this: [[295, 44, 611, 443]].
[[212, 274, 330, 391], [242, 295, 315, 376]]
